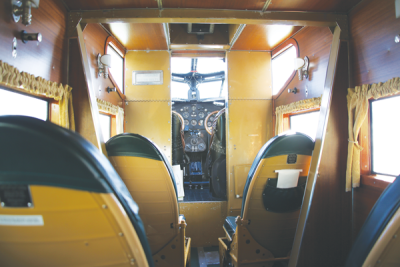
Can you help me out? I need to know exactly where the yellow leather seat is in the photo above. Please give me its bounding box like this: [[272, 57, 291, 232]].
[[106, 134, 191, 267], [0, 116, 153, 267], [219, 132, 314, 267]]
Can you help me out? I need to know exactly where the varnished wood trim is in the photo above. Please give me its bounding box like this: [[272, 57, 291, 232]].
[[271, 39, 299, 100], [361, 174, 393, 190]]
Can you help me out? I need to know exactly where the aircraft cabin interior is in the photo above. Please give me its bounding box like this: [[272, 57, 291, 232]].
[[0, 0, 400, 266]]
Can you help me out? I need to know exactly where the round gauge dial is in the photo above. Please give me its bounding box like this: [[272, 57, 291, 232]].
[[210, 116, 215, 122], [198, 143, 206, 151], [184, 120, 189, 125], [183, 112, 189, 118], [191, 119, 197, 126], [183, 106, 189, 112], [198, 112, 205, 118], [190, 138, 198, 145], [191, 111, 197, 117], [198, 120, 204, 126], [192, 105, 197, 111], [207, 121, 212, 127]]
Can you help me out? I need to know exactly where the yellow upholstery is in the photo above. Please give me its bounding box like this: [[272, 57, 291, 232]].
[[0, 186, 149, 267]]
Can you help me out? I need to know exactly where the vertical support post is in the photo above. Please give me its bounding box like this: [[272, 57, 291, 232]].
[[288, 25, 341, 267], [76, 23, 107, 156]]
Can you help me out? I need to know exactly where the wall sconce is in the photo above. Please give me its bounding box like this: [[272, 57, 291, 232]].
[[106, 87, 116, 93], [97, 54, 111, 78], [21, 31, 42, 44], [12, 0, 40, 26], [288, 87, 298, 94], [294, 56, 309, 80]]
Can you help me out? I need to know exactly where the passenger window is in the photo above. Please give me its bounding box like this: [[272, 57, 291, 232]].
[[99, 113, 111, 142], [272, 45, 297, 96], [107, 44, 124, 93], [290, 111, 320, 140], [370, 96, 400, 176], [0, 88, 48, 121]]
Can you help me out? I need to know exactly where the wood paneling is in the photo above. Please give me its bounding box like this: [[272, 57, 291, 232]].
[[297, 42, 352, 267], [163, 0, 266, 10], [62, 0, 157, 10], [274, 27, 333, 107], [170, 24, 229, 46], [349, 0, 400, 87], [232, 25, 303, 51], [105, 23, 167, 51], [0, 0, 66, 83], [82, 24, 124, 107], [267, 0, 362, 12]]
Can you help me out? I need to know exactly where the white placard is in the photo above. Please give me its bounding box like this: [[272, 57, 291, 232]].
[[275, 169, 303, 189], [0, 215, 44, 226], [172, 165, 185, 200]]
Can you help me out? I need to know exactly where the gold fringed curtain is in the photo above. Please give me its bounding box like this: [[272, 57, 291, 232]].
[[346, 77, 400, 192], [0, 60, 75, 130], [97, 98, 124, 134], [275, 97, 322, 135]]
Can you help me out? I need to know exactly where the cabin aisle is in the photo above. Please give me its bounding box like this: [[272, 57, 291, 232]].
[[191, 246, 220, 267]]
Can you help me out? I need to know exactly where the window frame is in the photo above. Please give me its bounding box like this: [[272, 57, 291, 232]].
[[99, 111, 117, 140], [271, 38, 299, 99], [281, 107, 320, 132], [0, 86, 56, 123], [359, 95, 399, 187], [105, 36, 126, 95]]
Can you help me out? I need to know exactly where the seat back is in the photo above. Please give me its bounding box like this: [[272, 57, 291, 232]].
[[241, 132, 314, 258], [345, 176, 400, 267], [106, 134, 179, 254], [172, 111, 185, 166], [0, 116, 153, 267]]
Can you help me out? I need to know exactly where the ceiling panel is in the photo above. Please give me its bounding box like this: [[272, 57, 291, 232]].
[[104, 23, 168, 50], [232, 25, 303, 51], [163, 0, 266, 10], [62, 0, 157, 10], [266, 0, 363, 12], [170, 24, 229, 46]]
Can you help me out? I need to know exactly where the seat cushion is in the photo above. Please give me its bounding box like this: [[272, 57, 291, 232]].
[[223, 216, 237, 240]]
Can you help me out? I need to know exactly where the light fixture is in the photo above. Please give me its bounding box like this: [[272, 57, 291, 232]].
[[12, 0, 40, 26], [294, 56, 309, 80], [288, 87, 298, 94], [21, 30, 42, 44], [97, 54, 111, 78], [106, 87, 116, 93]]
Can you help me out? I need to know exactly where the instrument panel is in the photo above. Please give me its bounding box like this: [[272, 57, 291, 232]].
[[172, 101, 225, 131]]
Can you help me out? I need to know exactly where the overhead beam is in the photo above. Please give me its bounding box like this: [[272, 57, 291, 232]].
[[71, 8, 344, 27], [261, 0, 272, 12]]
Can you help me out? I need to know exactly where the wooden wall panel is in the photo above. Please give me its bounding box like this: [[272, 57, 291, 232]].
[[267, 0, 362, 12], [105, 23, 167, 51], [0, 0, 66, 83], [349, 0, 400, 87], [227, 51, 272, 99], [232, 25, 303, 51], [163, 0, 266, 10], [297, 42, 352, 267], [62, 0, 157, 10], [83, 24, 124, 107], [274, 27, 333, 107]]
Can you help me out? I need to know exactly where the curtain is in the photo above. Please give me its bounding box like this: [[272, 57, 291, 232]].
[[346, 77, 400, 192], [97, 98, 124, 134], [275, 96, 322, 135], [0, 60, 75, 130]]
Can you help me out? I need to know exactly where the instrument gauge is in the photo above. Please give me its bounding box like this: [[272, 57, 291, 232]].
[[198, 112, 205, 118], [198, 143, 206, 151], [184, 120, 189, 125], [191, 111, 197, 117], [191, 119, 197, 126], [207, 121, 212, 127], [210, 116, 215, 122], [192, 105, 197, 111], [190, 138, 198, 145], [183, 106, 189, 112], [198, 120, 204, 126], [183, 112, 189, 118]]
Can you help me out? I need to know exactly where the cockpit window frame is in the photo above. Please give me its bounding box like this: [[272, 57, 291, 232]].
[[105, 36, 126, 95], [271, 38, 299, 99]]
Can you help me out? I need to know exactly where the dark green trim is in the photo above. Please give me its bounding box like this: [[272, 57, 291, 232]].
[[106, 134, 163, 161]]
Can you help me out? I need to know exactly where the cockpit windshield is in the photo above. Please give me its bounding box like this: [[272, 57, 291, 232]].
[[171, 57, 227, 100]]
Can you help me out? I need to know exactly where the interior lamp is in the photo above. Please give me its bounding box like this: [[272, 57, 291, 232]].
[[294, 56, 309, 80], [97, 54, 112, 78], [12, 0, 40, 26]]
